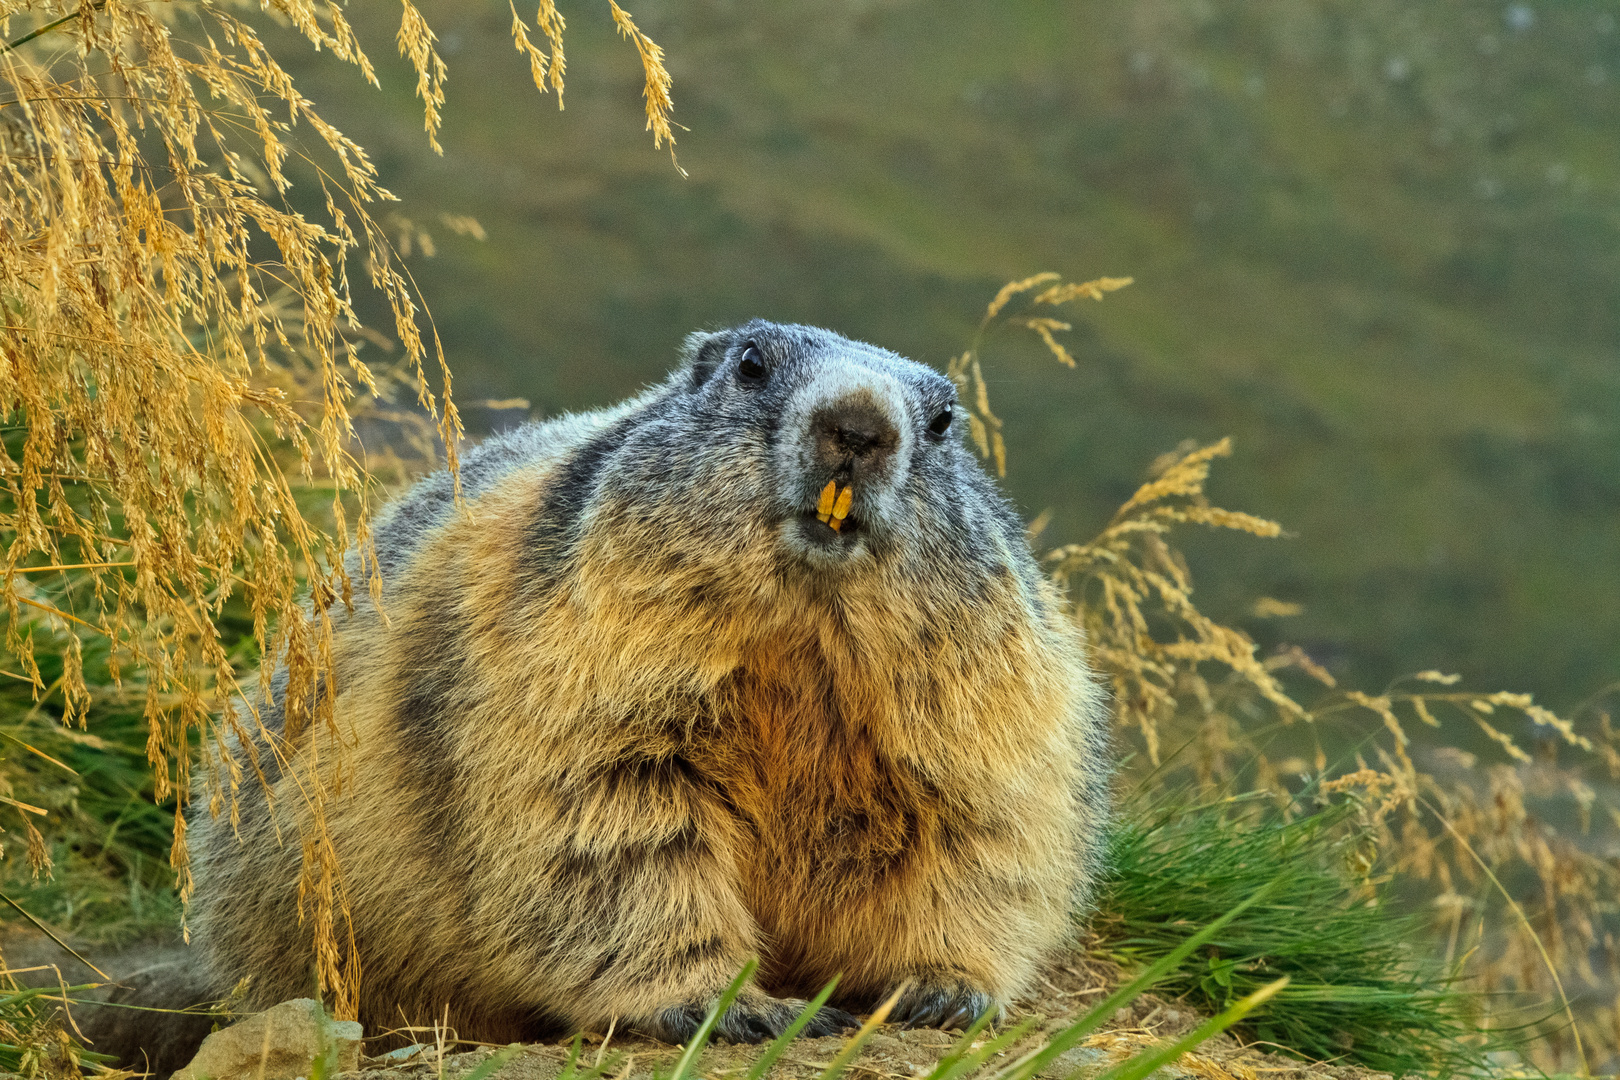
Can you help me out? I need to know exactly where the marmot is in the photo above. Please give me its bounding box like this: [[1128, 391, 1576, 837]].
[[128, 322, 1109, 1059]]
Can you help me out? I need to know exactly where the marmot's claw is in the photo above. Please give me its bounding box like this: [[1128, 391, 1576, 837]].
[[651, 995, 859, 1044], [799, 1003, 861, 1038], [714, 1004, 780, 1043], [887, 981, 998, 1030]]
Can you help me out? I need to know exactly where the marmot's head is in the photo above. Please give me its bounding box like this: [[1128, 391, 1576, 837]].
[[684, 321, 956, 567], [597, 320, 1025, 590]]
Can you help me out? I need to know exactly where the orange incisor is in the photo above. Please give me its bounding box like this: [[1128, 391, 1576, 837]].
[[816, 481, 854, 531]]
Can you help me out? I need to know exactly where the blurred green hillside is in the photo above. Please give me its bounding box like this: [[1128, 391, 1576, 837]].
[[271, 0, 1617, 711]]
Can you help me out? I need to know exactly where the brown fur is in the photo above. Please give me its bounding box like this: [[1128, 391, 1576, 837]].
[[159, 323, 1108, 1058]]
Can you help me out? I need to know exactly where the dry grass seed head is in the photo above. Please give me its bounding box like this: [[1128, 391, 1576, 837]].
[[962, 274, 1620, 1069], [509, 1, 567, 106], [0, 0, 674, 1019], [609, 1, 681, 175]]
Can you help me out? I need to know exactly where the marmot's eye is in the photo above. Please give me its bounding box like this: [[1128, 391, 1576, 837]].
[[927, 406, 953, 438], [738, 343, 766, 382]]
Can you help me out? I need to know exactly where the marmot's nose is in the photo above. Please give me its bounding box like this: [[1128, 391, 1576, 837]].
[[811, 399, 900, 471]]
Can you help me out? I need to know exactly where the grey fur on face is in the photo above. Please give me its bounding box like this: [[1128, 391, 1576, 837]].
[[673, 321, 969, 576]]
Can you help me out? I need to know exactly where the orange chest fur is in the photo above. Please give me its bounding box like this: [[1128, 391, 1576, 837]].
[[701, 636, 956, 935]]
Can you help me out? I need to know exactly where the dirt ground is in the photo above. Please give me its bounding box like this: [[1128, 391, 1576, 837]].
[[349, 957, 1393, 1080], [1, 929, 1388, 1080]]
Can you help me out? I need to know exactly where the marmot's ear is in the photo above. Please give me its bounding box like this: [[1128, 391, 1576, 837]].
[[681, 330, 730, 388]]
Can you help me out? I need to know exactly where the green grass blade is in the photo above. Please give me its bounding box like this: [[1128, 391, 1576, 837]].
[[1089, 976, 1290, 1080], [558, 1032, 628, 1080], [310, 996, 335, 1080], [815, 983, 905, 1080], [0, 983, 101, 1010], [670, 957, 759, 1080], [918, 1007, 1002, 1080], [462, 1043, 525, 1080], [745, 976, 841, 1080], [925, 1017, 1041, 1080], [556, 1033, 585, 1080], [987, 880, 1277, 1080], [581, 1051, 627, 1080]]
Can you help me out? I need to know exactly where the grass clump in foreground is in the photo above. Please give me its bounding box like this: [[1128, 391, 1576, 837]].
[[1094, 795, 1493, 1076]]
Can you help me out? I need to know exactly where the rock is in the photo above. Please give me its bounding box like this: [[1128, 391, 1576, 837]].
[[173, 998, 362, 1080], [1036, 1046, 1111, 1078], [366, 1042, 431, 1066]]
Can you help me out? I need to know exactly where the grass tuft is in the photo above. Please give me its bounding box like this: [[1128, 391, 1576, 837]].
[[1094, 795, 1492, 1075]]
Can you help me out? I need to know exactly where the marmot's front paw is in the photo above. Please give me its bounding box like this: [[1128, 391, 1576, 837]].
[[886, 978, 1000, 1030], [644, 993, 860, 1044], [779, 998, 863, 1039], [787, 1003, 874, 1042]]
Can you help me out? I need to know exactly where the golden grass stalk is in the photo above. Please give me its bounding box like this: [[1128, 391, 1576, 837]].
[[609, 1, 683, 175], [509, 1, 568, 105], [970, 274, 1620, 1069], [0, 0, 677, 1019], [951, 273, 1134, 475]]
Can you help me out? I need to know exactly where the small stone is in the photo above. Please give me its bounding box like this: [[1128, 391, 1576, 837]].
[[173, 999, 362, 1080], [368, 1042, 431, 1066], [1037, 1046, 1109, 1077]]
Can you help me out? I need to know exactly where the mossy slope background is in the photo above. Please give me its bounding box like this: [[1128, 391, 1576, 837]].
[[271, 0, 1618, 713]]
